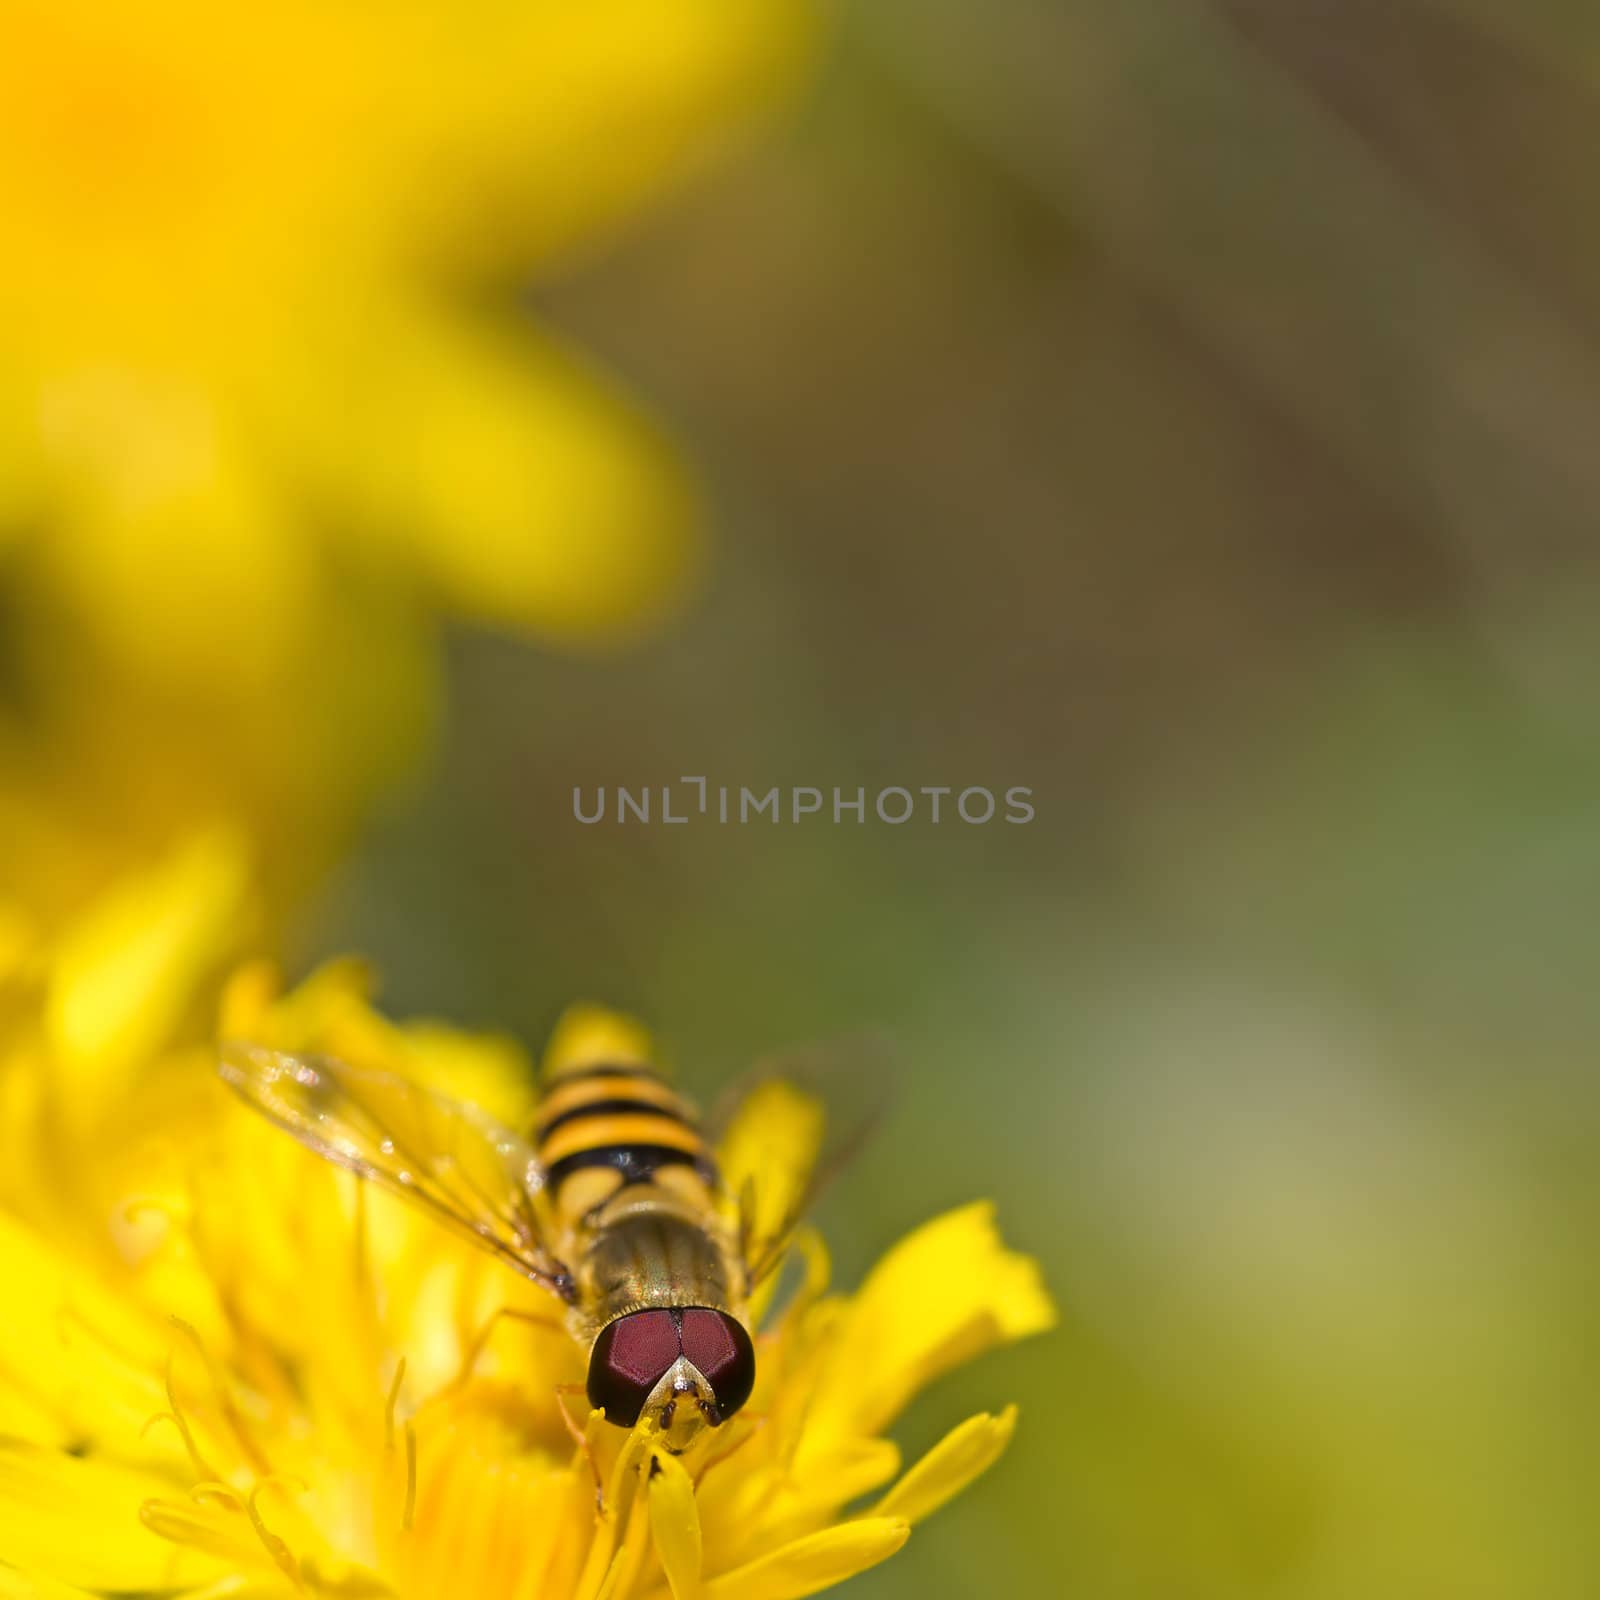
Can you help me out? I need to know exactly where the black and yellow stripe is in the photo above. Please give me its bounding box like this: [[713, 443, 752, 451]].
[[533, 1062, 715, 1204]]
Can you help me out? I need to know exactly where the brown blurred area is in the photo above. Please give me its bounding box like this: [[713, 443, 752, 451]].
[[316, 4, 1600, 1595]]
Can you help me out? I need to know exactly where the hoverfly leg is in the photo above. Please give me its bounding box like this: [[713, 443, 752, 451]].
[[449, 1305, 567, 1392], [553, 1382, 605, 1512]]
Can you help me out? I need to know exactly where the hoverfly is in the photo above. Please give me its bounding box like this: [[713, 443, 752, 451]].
[[219, 1031, 863, 1453]]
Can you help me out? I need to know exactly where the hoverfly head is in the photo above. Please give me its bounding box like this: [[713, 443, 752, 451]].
[[587, 1307, 756, 1449]]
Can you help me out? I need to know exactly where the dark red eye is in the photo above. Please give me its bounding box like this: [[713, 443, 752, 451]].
[[679, 1309, 755, 1422], [587, 1309, 680, 1425]]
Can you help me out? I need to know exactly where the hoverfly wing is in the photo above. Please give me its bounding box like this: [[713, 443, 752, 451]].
[[710, 1034, 896, 1294], [219, 1042, 574, 1301]]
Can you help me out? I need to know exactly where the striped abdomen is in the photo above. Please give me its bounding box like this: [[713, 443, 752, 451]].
[[534, 1062, 719, 1230]]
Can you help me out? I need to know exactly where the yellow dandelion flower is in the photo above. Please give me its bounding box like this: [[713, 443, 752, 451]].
[[0, 0, 817, 923], [0, 844, 1055, 1597]]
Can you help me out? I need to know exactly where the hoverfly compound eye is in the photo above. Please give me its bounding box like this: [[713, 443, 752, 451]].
[[587, 1308, 680, 1425], [679, 1308, 756, 1422]]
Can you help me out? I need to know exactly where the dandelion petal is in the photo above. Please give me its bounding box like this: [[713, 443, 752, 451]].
[[701, 1519, 910, 1600], [870, 1406, 1018, 1526], [648, 1450, 703, 1600]]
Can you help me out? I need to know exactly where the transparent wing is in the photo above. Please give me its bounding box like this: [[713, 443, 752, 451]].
[[219, 1042, 574, 1301], [710, 1035, 895, 1292]]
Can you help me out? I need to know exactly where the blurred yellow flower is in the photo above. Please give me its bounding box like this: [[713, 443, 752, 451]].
[[0, 0, 816, 923], [0, 840, 1055, 1597]]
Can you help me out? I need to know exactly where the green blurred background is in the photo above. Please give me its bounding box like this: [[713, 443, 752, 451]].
[[301, 3, 1600, 1596]]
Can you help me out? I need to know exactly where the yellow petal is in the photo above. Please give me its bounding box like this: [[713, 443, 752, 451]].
[[0, 1566, 98, 1600], [870, 1407, 1018, 1526], [702, 1519, 910, 1600], [46, 828, 252, 1112], [41, 388, 313, 690], [221, 957, 536, 1127], [0, 1441, 203, 1592], [795, 1436, 901, 1509], [717, 1079, 825, 1263], [0, 1209, 180, 1457], [0, 1382, 61, 1447], [217, 957, 286, 1039], [692, 1435, 898, 1579], [194, 1582, 353, 1600], [393, 1391, 574, 1600], [588, 1477, 655, 1600], [410, 0, 821, 271], [0, 902, 36, 988], [0, 1051, 50, 1241], [300, 1562, 397, 1599], [573, 1409, 653, 1600], [338, 318, 701, 648], [802, 1203, 1054, 1447], [400, 1022, 537, 1129], [647, 1450, 702, 1600], [543, 1004, 657, 1081], [220, 955, 375, 1046], [139, 1496, 277, 1571]]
